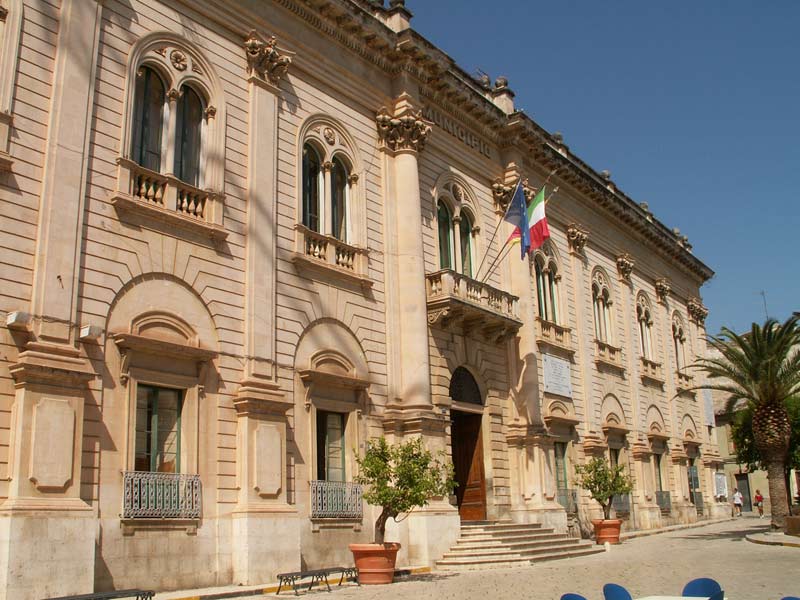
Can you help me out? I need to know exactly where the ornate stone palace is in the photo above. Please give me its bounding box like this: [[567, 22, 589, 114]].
[[0, 0, 725, 597]]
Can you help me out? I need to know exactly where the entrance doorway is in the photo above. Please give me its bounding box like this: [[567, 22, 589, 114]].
[[735, 473, 753, 512], [451, 410, 486, 521]]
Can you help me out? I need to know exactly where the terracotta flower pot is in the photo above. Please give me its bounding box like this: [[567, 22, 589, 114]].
[[348, 542, 401, 585], [591, 518, 623, 545]]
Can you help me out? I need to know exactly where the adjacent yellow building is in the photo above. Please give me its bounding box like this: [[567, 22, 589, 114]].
[[0, 0, 727, 598]]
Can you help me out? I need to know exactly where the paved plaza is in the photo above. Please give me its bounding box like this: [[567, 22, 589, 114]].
[[309, 518, 798, 600]]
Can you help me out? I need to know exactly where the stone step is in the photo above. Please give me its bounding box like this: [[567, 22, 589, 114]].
[[435, 545, 604, 571], [442, 540, 583, 560], [458, 526, 554, 538], [456, 530, 558, 544], [449, 536, 582, 554], [460, 521, 543, 532]]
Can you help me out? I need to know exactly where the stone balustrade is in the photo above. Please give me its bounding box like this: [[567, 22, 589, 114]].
[[535, 317, 573, 353], [595, 339, 624, 370], [294, 224, 369, 284], [111, 157, 226, 240], [640, 356, 665, 384], [425, 269, 521, 342]]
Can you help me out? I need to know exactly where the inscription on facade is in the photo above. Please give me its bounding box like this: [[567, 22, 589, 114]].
[[543, 354, 572, 398], [422, 105, 493, 158]]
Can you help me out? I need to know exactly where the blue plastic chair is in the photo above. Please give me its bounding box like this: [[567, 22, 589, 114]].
[[683, 578, 723, 597], [560, 595, 588, 600], [708, 591, 725, 600], [603, 583, 633, 600], [780, 597, 800, 600]]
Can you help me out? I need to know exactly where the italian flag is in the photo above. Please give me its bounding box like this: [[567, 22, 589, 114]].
[[508, 186, 550, 252]]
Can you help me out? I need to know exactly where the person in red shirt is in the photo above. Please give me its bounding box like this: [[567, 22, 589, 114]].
[[754, 489, 765, 518]]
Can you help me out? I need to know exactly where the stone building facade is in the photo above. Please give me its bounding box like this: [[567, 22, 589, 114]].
[[0, 0, 727, 598]]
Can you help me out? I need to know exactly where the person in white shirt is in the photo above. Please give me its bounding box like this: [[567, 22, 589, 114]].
[[732, 488, 744, 516]]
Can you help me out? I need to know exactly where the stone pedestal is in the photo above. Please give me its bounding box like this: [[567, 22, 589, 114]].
[[403, 500, 460, 567], [231, 511, 300, 584]]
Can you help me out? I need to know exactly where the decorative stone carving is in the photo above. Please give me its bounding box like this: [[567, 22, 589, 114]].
[[688, 297, 709, 326], [616, 253, 634, 283], [170, 49, 188, 71], [323, 127, 336, 145], [492, 179, 513, 212], [0, 5, 7, 21], [566, 223, 588, 255], [166, 88, 182, 102], [244, 30, 292, 84], [655, 278, 671, 303], [375, 108, 431, 153], [204, 105, 217, 120], [347, 173, 359, 186], [154, 46, 168, 57]]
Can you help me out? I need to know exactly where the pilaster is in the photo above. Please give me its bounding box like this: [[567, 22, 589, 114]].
[[29, 0, 104, 344]]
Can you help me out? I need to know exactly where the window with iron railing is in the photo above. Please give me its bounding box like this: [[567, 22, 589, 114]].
[[309, 480, 363, 519]]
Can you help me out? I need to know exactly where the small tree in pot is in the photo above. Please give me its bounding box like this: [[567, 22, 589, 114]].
[[350, 437, 455, 584], [574, 456, 633, 544]]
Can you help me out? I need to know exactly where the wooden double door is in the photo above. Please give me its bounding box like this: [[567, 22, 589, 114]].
[[451, 410, 487, 521]]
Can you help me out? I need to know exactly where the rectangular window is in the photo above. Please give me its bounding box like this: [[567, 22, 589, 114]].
[[316, 410, 345, 482], [654, 453, 663, 492], [554, 442, 568, 490], [135, 385, 183, 473], [609, 447, 620, 469]]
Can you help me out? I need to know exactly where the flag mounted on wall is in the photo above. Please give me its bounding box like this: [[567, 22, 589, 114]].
[[502, 181, 531, 259], [508, 185, 551, 255]]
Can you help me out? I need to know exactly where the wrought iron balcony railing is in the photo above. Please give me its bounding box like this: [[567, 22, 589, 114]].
[[611, 493, 631, 515], [556, 487, 578, 514], [123, 471, 202, 519], [310, 480, 363, 519], [692, 491, 704, 515], [655, 490, 671, 514]]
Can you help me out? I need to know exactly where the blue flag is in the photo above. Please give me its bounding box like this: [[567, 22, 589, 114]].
[[502, 182, 530, 259]]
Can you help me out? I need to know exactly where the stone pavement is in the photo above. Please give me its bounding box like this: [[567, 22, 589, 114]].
[[271, 518, 798, 600]]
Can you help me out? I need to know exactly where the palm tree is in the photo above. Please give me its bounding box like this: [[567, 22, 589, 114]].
[[692, 315, 800, 531]]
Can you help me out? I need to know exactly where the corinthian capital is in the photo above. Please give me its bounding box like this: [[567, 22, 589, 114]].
[[244, 30, 292, 84], [376, 107, 431, 154]]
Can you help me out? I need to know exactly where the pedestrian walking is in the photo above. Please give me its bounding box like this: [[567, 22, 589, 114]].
[[733, 488, 743, 516], [754, 489, 764, 518]]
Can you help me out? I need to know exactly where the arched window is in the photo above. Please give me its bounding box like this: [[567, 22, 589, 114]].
[[459, 212, 473, 277], [174, 85, 204, 187], [534, 257, 560, 324], [437, 200, 453, 270], [449, 366, 483, 405], [302, 143, 322, 232], [672, 315, 687, 370], [637, 294, 654, 359], [331, 156, 349, 241], [131, 66, 166, 173], [592, 271, 613, 343]]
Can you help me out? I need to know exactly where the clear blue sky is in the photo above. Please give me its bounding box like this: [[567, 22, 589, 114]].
[[408, 1, 799, 335]]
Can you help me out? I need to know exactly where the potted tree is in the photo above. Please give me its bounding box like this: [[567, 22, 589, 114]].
[[574, 456, 633, 544], [350, 437, 455, 584]]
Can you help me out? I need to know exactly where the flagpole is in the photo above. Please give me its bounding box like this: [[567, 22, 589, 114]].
[[474, 178, 522, 281], [480, 236, 513, 283], [483, 185, 560, 283]]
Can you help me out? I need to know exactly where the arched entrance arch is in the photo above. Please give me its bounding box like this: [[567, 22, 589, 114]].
[[449, 366, 487, 521]]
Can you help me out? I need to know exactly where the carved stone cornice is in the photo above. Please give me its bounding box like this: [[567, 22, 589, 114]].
[[243, 30, 292, 84], [655, 278, 671, 304], [376, 106, 431, 154], [687, 297, 709, 326], [616, 253, 634, 283], [566, 223, 588, 255]]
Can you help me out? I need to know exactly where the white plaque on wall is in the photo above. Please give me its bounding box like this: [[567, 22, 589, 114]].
[[715, 472, 728, 499], [543, 354, 572, 398]]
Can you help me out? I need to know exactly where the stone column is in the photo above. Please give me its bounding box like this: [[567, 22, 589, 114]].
[[378, 94, 434, 416], [377, 94, 458, 566], [231, 31, 300, 585], [0, 2, 104, 598]]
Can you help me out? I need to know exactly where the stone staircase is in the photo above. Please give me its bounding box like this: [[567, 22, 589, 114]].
[[435, 520, 604, 570]]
